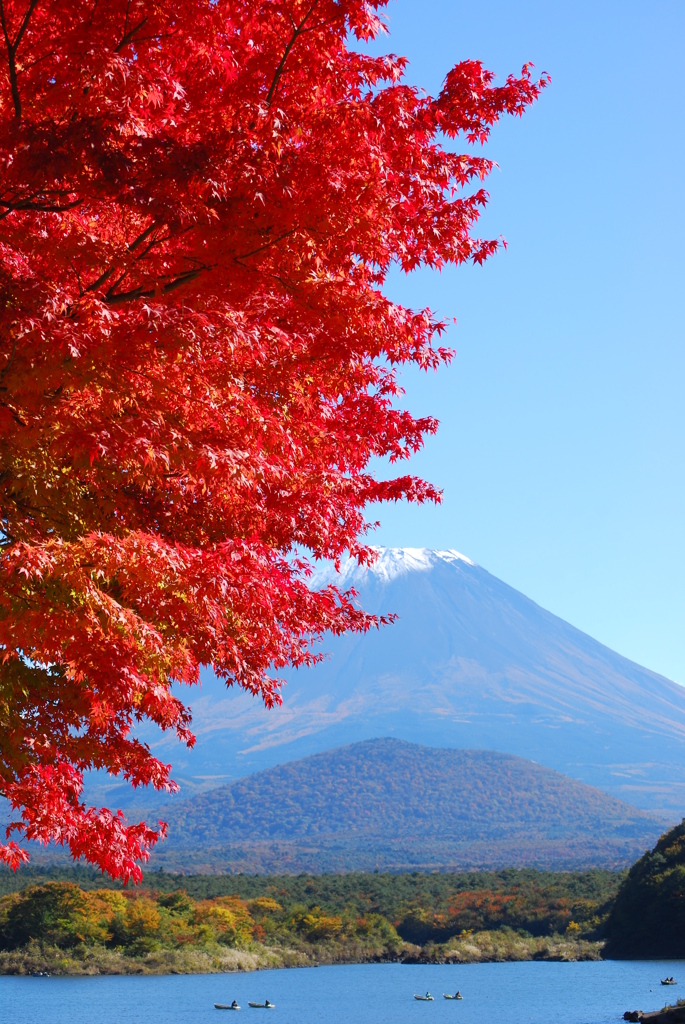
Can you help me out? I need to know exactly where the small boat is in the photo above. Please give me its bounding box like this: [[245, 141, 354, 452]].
[[414, 994, 434, 1002], [444, 992, 463, 1000], [248, 1002, 275, 1009], [215, 1004, 241, 1011], [661, 979, 677, 986]]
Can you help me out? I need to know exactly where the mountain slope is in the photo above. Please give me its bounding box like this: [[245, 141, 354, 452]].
[[138, 548, 685, 816], [152, 739, 664, 873]]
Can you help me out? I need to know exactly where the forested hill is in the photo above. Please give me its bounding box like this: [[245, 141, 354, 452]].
[[153, 739, 664, 873], [604, 819, 685, 958]]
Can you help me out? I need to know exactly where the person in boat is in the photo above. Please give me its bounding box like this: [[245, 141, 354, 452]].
[[456, 992, 462, 999], [231, 1000, 238, 1008]]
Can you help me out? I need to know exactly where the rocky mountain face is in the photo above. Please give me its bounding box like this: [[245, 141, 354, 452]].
[[129, 548, 685, 818], [149, 738, 665, 873]]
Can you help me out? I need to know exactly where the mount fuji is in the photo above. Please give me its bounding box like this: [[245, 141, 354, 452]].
[[125, 548, 685, 818]]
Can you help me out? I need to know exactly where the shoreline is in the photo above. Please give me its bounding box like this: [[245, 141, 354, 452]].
[[0, 934, 604, 977], [625, 1005, 685, 1024]]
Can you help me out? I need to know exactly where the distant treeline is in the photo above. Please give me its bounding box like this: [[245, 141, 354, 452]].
[[5, 817, 685, 975], [0, 865, 622, 965]]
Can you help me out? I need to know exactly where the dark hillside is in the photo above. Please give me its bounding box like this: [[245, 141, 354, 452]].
[[154, 739, 664, 873], [604, 820, 685, 958]]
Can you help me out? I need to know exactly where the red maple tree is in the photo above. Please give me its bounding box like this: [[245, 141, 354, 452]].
[[0, 0, 547, 881]]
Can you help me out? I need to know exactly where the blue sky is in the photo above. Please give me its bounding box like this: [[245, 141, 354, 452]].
[[361, 1, 685, 683]]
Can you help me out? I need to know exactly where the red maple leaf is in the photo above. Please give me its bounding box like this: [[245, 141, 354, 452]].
[[0, 0, 547, 881]]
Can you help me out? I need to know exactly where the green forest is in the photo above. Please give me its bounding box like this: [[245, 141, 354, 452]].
[[604, 820, 685, 958], [0, 866, 622, 975]]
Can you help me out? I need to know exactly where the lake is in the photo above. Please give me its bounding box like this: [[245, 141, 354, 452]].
[[1, 960, 681, 1024]]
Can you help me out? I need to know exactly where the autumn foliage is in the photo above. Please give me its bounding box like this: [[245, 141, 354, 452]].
[[0, 0, 547, 879], [0, 871, 614, 970], [0, 882, 257, 955]]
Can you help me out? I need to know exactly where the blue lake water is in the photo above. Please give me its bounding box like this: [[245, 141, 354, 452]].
[[1, 960, 681, 1024]]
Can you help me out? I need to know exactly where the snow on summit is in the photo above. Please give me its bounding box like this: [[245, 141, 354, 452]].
[[309, 547, 475, 588]]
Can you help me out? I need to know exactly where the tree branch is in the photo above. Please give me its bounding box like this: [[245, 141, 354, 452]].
[[0, 196, 82, 220], [235, 229, 297, 262], [162, 267, 204, 293], [0, 0, 41, 118], [127, 221, 158, 253], [265, 1, 318, 107], [104, 264, 208, 305], [104, 284, 156, 306], [115, 14, 148, 53], [85, 222, 160, 293], [84, 266, 116, 294], [12, 0, 39, 55]]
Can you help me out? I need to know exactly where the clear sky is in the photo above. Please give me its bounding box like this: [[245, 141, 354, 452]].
[[360, 1, 685, 683]]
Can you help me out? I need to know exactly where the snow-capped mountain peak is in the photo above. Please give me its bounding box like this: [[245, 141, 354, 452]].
[[309, 546, 474, 588], [136, 541, 685, 820]]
